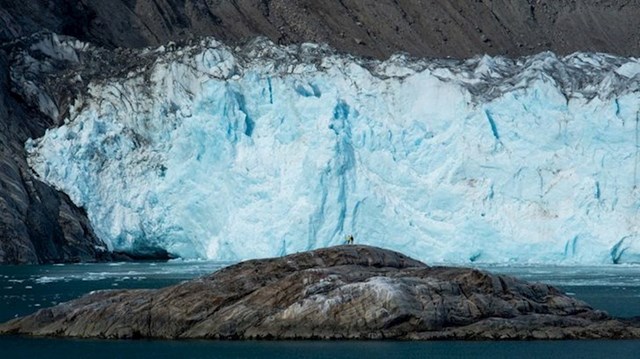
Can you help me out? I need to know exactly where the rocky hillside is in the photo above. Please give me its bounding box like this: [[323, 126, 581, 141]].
[[2, 0, 640, 59]]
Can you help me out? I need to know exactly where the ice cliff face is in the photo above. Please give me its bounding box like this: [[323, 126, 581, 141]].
[[25, 37, 640, 264]]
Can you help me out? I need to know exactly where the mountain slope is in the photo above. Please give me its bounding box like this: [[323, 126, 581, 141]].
[[2, 0, 640, 59]]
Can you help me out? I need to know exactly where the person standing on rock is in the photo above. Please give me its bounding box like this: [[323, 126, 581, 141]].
[[345, 234, 354, 244]]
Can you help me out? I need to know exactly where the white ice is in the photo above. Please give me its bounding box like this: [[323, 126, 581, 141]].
[[26, 37, 640, 264]]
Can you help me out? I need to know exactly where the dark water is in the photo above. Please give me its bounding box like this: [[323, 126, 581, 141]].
[[476, 264, 640, 318], [1, 262, 639, 358], [2, 336, 639, 359], [0, 261, 230, 322]]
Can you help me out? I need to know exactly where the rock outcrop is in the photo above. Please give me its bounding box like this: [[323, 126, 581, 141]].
[[2, 245, 638, 339]]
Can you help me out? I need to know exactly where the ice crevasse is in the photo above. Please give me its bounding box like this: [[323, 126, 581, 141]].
[[26, 37, 640, 264]]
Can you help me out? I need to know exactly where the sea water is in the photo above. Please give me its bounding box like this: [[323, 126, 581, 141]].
[[1, 262, 639, 358]]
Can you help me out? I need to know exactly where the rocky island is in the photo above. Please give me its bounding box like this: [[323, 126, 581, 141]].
[[1, 245, 638, 340]]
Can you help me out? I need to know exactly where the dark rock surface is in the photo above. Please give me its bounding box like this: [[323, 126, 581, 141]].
[[2, 0, 640, 59], [0, 46, 112, 264], [2, 245, 638, 340]]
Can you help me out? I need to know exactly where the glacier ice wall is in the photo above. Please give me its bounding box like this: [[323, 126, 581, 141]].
[[25, 38, 640, 263]]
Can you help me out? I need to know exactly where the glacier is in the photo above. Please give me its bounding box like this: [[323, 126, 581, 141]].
[[24, 37, 640, 264]]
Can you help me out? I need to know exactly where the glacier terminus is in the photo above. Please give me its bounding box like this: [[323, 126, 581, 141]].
[[24, 36, 640, 264]]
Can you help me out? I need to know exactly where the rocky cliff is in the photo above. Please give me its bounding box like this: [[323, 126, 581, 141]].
[[1, 245, 638, 339], [0, 47, 112, 264]]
